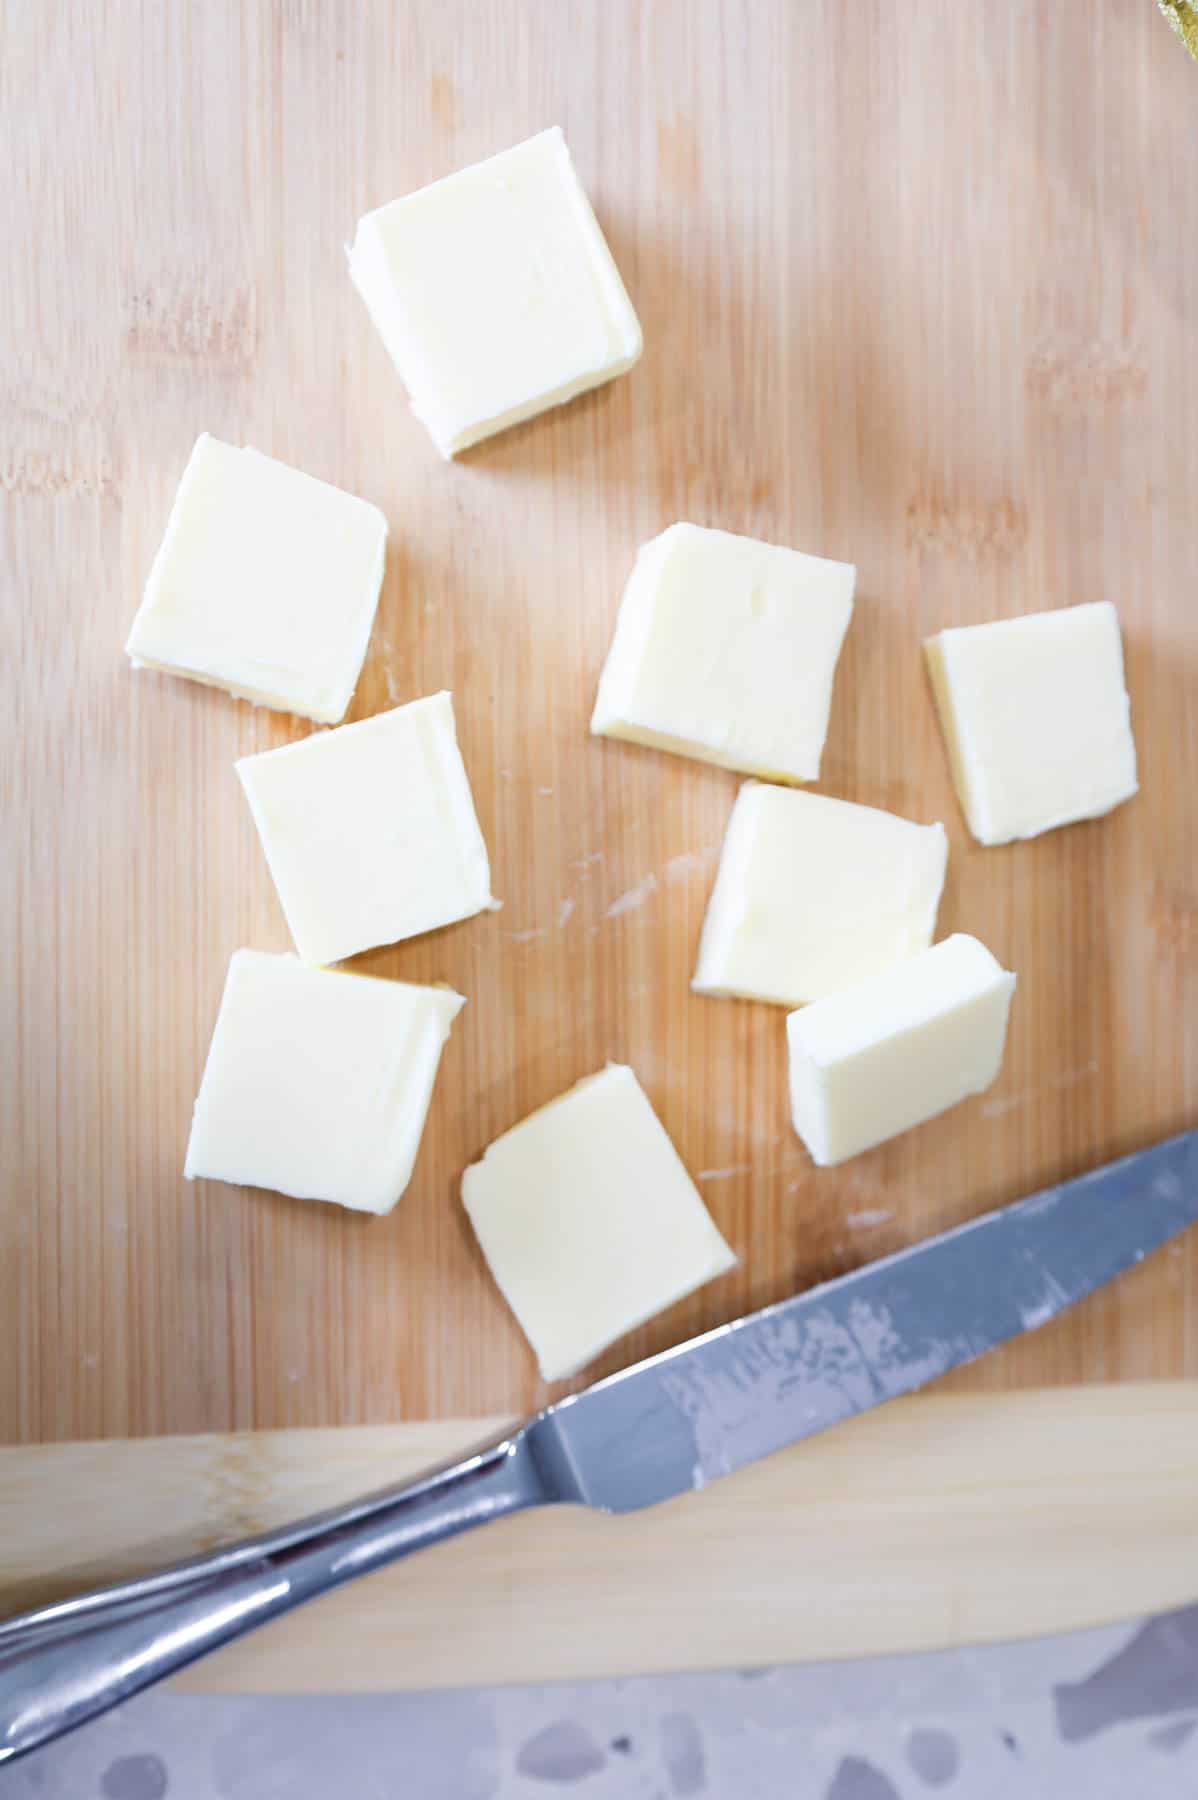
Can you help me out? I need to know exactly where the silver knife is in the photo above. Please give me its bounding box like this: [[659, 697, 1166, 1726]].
[[2, 1127, 1195, 1764]]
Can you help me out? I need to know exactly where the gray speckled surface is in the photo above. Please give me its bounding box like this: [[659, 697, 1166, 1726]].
[[7, 1604, 1198, 1797]]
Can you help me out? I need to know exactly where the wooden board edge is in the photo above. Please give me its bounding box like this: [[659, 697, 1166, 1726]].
[[4, 1385, 1197, 1689]]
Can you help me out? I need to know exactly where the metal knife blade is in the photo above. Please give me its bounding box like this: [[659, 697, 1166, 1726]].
[[528, 1128, 1198, 1513]]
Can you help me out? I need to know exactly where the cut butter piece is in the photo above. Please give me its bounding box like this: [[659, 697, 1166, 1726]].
[[694, 783, 947, 1007], [591, 523, 854, 783], [236, 692, 493, 967], [184, 950, 463, 1214], [925, 601, 1138, 845], [787, 933, 1015, 1166], [347, 126, 642, 458], [462, 1065, 736, 1382], [125, 434, 387, 724]]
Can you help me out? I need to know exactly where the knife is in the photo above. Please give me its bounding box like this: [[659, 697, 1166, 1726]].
[[2, 1127, 1195, 1764]]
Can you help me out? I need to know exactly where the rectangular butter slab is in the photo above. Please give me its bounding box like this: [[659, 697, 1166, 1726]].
[[236, 692, 493, 967], [184, 950, 464, 1214], [591, 523, 854, 783], [787, 934, 1015, 1165], [347, 127, 642, 458], [462, 1065, 736, 1382], [126, 434, 387, 724], [925, 602, 1138, 845], [694, 783, 947, 1007]]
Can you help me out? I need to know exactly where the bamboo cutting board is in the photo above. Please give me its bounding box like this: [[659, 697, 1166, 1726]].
[[3, 0, 1197, 1465]]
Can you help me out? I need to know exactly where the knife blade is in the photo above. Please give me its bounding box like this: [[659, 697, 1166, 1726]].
[[3, 1127, 1195, 1763], [534, 1127, 1198, 1512]]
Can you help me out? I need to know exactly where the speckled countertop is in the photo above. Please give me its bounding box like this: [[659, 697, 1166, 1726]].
[[8, 1602, 1198, 1798]]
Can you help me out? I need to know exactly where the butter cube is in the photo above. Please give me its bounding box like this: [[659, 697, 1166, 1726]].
[[126, 434, 387, 724], [591, 523, 854, 782], [347, 127, 642, 458], [462, 1065, 736, 1381], [694, 783, 947, 1007], [236, 692, 493, 967], [787, 934, 1015, 1165], [184, 950, 464, 1213], [925, 602, 1138, 845]]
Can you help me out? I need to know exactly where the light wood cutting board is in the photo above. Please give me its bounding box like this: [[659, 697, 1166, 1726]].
[[3, 0, 1196, 1466], [4, 1387, 1198, 1686]]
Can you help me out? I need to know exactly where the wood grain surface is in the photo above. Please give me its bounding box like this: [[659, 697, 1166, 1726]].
[[5, 1388, 1198, 1684], [3, 0, 1196, 1449]]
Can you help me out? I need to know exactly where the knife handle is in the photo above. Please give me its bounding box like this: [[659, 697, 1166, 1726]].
[[0, 1426, 548, 1766]]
